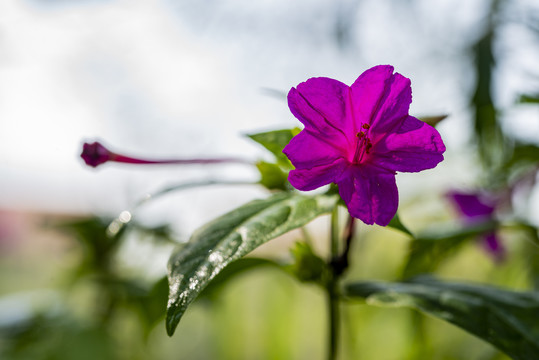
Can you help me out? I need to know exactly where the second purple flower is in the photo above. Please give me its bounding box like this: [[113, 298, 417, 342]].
[[283, 65, 446, 226]]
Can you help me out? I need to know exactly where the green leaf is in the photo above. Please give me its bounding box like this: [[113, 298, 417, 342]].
[[247, 128, 300, 167], [198, 257, 282, 300], [402, 221, 497, 279], [132, 223, 176, 244], [166, 192, 339, 335], [418, 115, 448, 128], [472, 28, 507, 170], [345, 277, 539, 360], [504, 143, 539, 171], [256, 161, 289, 191], [517, 94, 539, 104], [387, 213, 414, 237], [55, 217, 125, 278], [287, 242, 330, 286]]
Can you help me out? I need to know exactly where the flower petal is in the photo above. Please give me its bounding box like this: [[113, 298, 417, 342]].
[[371, 116, 445, 172], [288, 77, 352, 146], [447, 190, 496, 220], [350, 65, 412, 136], [349, 65, 393, 128], [283, 130, 343, 169], [370, 73, 412, 135], [337, 165, 398, 226], [288, 158, 347, 191], [481, 232, 505, 262]]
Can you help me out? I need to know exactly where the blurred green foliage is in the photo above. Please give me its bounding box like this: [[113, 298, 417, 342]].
[[2, 0, 539, 358], [0, 218, 172, 359]]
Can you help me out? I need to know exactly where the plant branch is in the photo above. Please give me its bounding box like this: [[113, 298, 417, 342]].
[[331, 215, 356, 277], [327, 207, 340, 360], [327, 208, 357, 360]]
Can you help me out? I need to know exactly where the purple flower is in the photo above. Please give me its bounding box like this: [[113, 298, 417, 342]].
[[447, 190, 504, 262], [283, 65, 445, 226], [447, 191, 496, 222], [80, 141, 251, 168]]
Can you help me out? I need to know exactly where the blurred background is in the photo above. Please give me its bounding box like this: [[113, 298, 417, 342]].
[[0, 0, 538, 359]]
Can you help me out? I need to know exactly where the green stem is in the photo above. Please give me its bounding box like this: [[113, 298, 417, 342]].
[[327, 208, 357, 360], [327, 280, 339, 360], [135, 180, 255, 207], [327, 207, 340, 360], [331, 206, 341, 256], [106, 180, 254, 236]]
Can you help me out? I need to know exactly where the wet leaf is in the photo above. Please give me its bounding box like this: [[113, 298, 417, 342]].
[[198, 257, 282, 300], [345, 277, 539, 360], [166, 192, 339, 335]]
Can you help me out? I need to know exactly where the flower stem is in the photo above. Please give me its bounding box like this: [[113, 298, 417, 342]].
[[106, 180, 255, 237], [327, 280, 339, 360], [330, 206, 341, 256], [134, 180, 256, 207], [327, 207, 356, 360], [112, 153, 252, 165], [327, 207, 340, 360]]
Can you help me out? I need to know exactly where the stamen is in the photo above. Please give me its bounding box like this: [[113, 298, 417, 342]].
[[352, 123, 374, 163], [353, 135, 371, 163]]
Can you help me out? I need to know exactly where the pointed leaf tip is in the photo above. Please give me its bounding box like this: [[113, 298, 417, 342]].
[[387, 213, 414, 237], [165, 192, 339, 335]]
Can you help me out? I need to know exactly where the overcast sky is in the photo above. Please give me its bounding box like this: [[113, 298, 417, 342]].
[[0, 0, 537, 232]]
